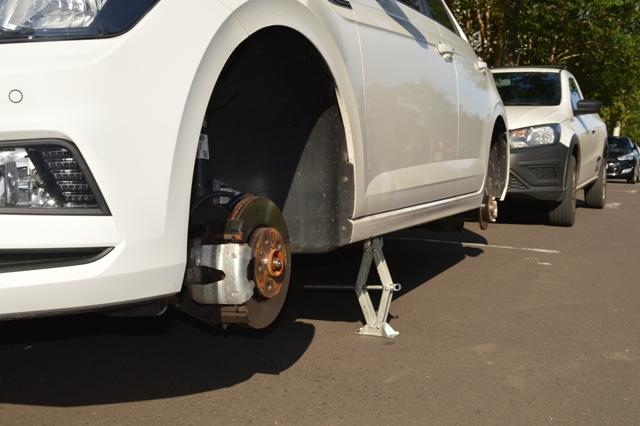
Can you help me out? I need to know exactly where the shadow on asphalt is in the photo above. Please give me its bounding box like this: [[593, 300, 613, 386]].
[[498, 199, 591, 225], [0, 227, 486, 407], [0, 311, 315, 407], [498, 182, 636, 226], [292, 227, 485, 323]]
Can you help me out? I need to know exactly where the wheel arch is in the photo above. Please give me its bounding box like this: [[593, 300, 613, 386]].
[[169, 3, 364, 254], [568, 135, 581, 184]]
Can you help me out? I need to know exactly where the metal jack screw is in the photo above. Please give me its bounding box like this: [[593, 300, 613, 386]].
[[305, 237, 401, 339], [354, 238, 400, 339]]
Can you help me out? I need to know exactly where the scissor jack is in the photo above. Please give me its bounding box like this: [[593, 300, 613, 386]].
[[305, 237, 401, 339]]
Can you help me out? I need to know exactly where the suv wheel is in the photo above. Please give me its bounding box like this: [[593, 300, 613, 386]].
[[627, 169, 634, 183], [585, 159, 607, 208], [548, 155, 577, 227]]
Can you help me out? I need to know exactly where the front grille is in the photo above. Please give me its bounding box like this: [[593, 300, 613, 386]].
[[39, 147, 98, 208], [508, 172, 528, 191], [0, 247, 113, 273], [528, 166, 557, 180]]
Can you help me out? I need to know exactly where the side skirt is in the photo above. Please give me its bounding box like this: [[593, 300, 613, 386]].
[[349, 191, 483, 244]]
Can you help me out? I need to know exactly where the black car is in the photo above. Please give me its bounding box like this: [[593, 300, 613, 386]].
[[607, 136, 640, 183]]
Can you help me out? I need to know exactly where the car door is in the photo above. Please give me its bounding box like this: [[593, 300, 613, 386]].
[[425, 0, 494, 194], [568, 76, 599, 185], [349, 0, 460, 215]]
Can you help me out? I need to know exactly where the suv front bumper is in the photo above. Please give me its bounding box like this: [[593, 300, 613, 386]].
[[506, 144, 570, 202]]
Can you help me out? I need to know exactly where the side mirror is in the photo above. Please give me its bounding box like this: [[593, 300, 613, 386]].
[[574, 99, 602, 115]]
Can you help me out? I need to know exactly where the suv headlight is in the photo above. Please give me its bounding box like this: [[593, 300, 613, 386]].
[[509, 124, 561, 149], [0, 141, 108, 214], [0, 0, 158, 43], [618, 153, 635, 161]]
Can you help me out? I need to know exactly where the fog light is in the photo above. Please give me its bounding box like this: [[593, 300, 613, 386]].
[[621, 167, 633, 175], [0, 141, 107, 213]]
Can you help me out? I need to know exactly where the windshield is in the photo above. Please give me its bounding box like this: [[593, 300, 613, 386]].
[[493, 72, 562, 106], [608, 137, 634, 158]]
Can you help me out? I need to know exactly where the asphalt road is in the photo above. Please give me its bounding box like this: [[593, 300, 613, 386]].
[[1, 182, 639, 425]]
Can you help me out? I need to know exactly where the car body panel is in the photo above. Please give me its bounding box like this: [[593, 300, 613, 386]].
[[350, 0, 461, 215], [493, 67, 607, 199], [440, 19, 495, 194], [0, 0, 507, 318]]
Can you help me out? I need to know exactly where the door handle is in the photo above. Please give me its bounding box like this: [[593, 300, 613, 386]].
[[592, 129, 596, 134], [437, 42, 454, 60]]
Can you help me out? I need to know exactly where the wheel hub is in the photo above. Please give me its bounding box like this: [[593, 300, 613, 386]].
[[183, 194, 292, 329], [250, 227, 288, 299], [479, 192, 498, 230]]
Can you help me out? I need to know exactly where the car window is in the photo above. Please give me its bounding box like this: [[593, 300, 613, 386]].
[[425, 0, 458, 35], [493, 72, 561, 106], [608, 138, 633, 157], [568, 78, 583, 110]]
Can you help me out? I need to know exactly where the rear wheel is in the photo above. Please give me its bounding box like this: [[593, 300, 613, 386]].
[[584, 159, 607, 208], [548, 155, 577, 227], [479, 133, 506, 230]]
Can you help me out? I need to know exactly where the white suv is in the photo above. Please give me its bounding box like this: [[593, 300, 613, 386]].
[[1, 0, 508, 328], [492, 67, 608, 226]]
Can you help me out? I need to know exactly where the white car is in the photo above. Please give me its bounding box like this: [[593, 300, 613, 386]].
[[492, 66, 608, 226], [1, 0, 508, 328]]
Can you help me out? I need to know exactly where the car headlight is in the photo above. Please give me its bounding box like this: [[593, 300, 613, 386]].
[[618, 153, 635, 161], [509, 124, 561, 149], [0, 0, 158, 43], [0, 141, 108, 214]]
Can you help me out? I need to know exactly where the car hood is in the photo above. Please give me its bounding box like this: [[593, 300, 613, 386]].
[[505, 106, 566, 130], [608, 151, 632, 161]]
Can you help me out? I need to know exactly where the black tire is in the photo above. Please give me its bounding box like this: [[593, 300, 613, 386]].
[[479, 132, 507, 229], [628, 164, 640, 184], [585, 159, 607, 208], [548, 155, 577, 227]]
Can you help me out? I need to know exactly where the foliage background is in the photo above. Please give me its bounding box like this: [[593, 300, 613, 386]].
[[445, 0, 640, 141]]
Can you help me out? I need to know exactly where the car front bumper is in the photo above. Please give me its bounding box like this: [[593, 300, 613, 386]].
[[505, 143, 570, 202], [606, 160, 635, 179], [0, 0, 234, 318]]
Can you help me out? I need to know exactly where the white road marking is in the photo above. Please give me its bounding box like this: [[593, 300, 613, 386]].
[[608, 189, 637, 194], [605, 202, 622, 209], [389, 237, 560, 254], [538, 262, 553, 266]]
